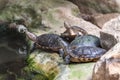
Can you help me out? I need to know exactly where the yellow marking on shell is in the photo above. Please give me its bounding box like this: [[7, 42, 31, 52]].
[[70, 57, 80, 62], [79, 57, 85, 62], [70, 57, 100, 63], [93, 57, 100, 62]]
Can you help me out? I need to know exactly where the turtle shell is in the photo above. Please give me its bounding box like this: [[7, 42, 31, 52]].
[[69, 35, 100, 49], [69, 46, 106, 62], [35, 34, 68, 51]]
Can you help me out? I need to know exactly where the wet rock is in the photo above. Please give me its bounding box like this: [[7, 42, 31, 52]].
[[25, 51, 70, 80], [0, 22, 29, 64], [100, 16, 120, 50], [0, 21, 30, 80], [92, 42, 120, 80]]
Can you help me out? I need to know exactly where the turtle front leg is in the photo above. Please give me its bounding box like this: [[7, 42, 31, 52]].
[[65, 55, 71, 64], [59, 49, 64, 58], [30, 43, 37, 53]]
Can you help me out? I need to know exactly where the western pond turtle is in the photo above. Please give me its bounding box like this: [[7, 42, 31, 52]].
[[58, 38, 106, 64]]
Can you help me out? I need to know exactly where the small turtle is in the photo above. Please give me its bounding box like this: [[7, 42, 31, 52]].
[[58, 38, 106, 64], [69, 34, 101, 49], [24, 30, 68, 55], [61, 22, 88, 42]]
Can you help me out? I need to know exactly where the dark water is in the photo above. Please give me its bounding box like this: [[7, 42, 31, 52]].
[[0, 23, 29, 80]]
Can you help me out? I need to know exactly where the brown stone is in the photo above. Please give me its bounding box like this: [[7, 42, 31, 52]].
[[68, 0, 120, 14], [100, 16, 120, 50], [92, 42, 120, 80], [93, 13, 120, 28], [80, 13, 120, 29]]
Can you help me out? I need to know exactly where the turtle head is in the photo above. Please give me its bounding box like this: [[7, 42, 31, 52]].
[[61, 22, 88, 42], [61, 22, 76, 37], [17, 25, 27, 33]]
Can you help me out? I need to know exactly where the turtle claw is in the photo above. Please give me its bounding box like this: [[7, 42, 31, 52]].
[[65, 55, 70, 64]]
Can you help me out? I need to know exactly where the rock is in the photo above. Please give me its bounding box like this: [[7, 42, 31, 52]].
[[69, 63, 95, 80], [25, 51, 70, 80], [0, 0, 101, 37], [92, 42, 120, 80], [42, 6, 101, 37], [93, 13, 120, 28], [68, 0, 120, 14], [81, 13, 120, 29], [100, 16, 120, 50], [100, 32, 117, 50]]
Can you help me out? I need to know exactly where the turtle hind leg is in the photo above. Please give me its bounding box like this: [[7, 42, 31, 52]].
[[30, 43, 36, 53], [65, 55, 71, 64]]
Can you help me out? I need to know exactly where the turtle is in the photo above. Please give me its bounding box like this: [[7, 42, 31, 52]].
[[61, 22, 88, 42], [69, 34, 101, 49], [24, 30, 69, 55], [58, 38, 106, 64]]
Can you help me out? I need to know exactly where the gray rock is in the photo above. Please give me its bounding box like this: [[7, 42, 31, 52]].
[[92, 42, 120, 80]]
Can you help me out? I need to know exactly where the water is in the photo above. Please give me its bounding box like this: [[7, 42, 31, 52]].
[[0, 22, 29, 79]]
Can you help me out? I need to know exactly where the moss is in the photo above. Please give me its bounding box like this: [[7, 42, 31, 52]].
[[23, 53, 60, 80], [0, 74, 6, 80], [0, 4, 42, 29], [71, 7, 80, 17], [42, 10, 59, 25]]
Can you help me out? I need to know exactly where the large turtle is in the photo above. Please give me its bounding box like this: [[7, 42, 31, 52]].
[[58, 38, 106, 64], [61, 22, 88, 42], [69, 34, 101, 49]]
